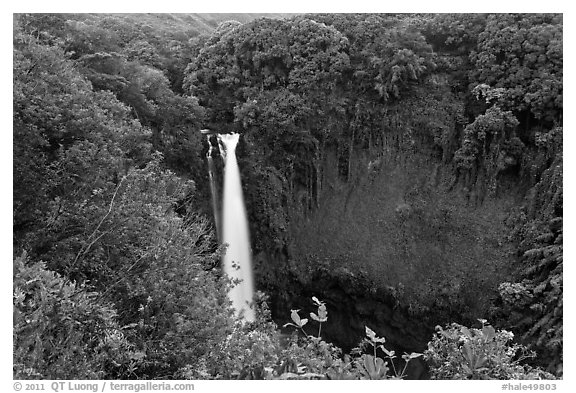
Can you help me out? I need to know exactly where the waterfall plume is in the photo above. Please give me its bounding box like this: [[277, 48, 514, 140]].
[[218, 133, 255, 322]]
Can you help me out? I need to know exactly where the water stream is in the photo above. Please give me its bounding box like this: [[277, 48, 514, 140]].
[[218, 133, 256, 322], [205, 136, 221, 240]]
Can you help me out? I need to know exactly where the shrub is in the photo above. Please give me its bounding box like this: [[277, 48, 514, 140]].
[[424, 320, 556, 379], [176, 292, 282, 379], [13, 252, 132, 379], [278, 297, 422, 380], [176, 295, 424, 380]]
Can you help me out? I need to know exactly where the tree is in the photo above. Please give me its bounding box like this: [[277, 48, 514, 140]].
[[470, 14, 562, 125], [13, 29, 150, 247], [305, 14, 437, 179], [185, 17, 350, 216], [14, 22, 234, 378]]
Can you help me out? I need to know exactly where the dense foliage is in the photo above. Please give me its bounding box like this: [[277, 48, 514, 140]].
[[14, 13, 561, 379], [424, 321, 555, 379], [14, 16, 233, 379], [14, 253, 126, 379]]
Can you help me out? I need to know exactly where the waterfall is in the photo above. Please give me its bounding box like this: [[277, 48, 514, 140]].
[[205, 136, 221, 240], [218, 133, 256, 322]]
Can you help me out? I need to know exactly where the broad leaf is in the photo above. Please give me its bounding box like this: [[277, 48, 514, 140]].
[[482, 325, 496, 341]]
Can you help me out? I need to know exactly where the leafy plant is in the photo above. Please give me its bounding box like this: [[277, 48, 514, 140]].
[[359, 327, 390, 379], [424, 320, 555, 379], [283, 296, 328, 339], [281, 297, 421, 380], [176, 292, 282, 380], [279, 297, 354, 379], [309, 296, 328, 337], [355, 326, 422, 380], [13, 252, 133, 379]]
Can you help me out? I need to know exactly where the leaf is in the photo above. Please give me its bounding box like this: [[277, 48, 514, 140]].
[[363, 354, 378, 375], [362, 354, 387, 380], [365, 326, 386, 343], [317, 303, 328, 321], [475, 356, 487, 369], [290, 309, 302, 325], [460, 326, 473, 338], [440, 330, 457, 340], [482, 325, 496, 341], [462, 342, 474, 363], [310, 312, 320, 322], [365, 326, 376, 341], [379, 345, 394, 357]]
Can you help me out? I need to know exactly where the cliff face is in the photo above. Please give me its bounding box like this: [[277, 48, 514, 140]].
[[250, 125, 562, 375], [294, 149, 514, 309], [256, 138, 512, 346]]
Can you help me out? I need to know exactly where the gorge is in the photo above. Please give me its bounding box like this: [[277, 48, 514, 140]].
[[13, 13, 562, 380]]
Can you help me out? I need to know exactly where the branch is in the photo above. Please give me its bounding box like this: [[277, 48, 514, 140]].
[[67, 175, 128, 275], [95, 250, 150, 301]]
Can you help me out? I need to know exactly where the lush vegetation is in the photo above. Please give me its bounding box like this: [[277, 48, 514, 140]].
[[13, 13, 561, 379]]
